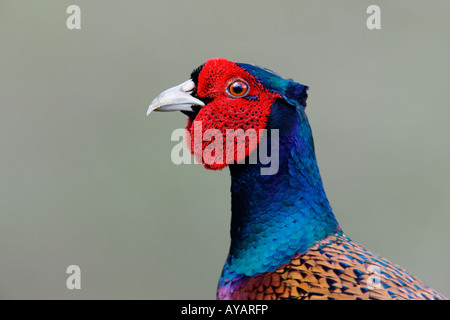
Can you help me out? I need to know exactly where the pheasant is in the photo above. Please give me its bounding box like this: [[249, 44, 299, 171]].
[[147, 58, 446, 300]]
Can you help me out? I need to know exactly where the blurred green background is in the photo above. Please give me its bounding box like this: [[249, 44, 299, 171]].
[[0, 0, 449, 299]]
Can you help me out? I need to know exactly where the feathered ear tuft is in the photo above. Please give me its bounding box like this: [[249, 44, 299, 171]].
[[236, 62, 309, 109], [285, 82, 309, 108]]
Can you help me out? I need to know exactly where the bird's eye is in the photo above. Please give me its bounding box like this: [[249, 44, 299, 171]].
[[227, 80, 249, 97]]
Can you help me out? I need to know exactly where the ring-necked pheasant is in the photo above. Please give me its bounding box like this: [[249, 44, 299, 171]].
[[147, 58, 446, 300]]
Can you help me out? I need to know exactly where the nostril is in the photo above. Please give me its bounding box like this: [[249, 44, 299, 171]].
[[182, 79, 196, 93]]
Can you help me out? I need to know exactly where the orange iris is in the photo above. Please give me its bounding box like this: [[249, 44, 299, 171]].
[[228, 80, 249, 97]]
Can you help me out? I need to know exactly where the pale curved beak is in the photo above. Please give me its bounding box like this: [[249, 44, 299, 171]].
[[146, 79, 205, 116]]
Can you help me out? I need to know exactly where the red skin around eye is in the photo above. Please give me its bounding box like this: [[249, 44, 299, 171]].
[[186, 58, 280, 170]]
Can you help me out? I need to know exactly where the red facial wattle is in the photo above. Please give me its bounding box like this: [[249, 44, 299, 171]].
[[186, 58, 280, 170]]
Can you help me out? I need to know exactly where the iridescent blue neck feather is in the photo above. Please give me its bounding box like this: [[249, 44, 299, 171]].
[[222, 99, 340, 280]]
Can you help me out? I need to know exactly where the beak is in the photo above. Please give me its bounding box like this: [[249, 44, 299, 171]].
[[146, 79, 205, 116]]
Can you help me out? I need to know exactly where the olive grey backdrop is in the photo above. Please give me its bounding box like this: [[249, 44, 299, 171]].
[[0, 1, 449, 299]]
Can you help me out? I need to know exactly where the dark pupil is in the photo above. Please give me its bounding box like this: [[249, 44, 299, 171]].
[[232, 83, 244, 94]]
